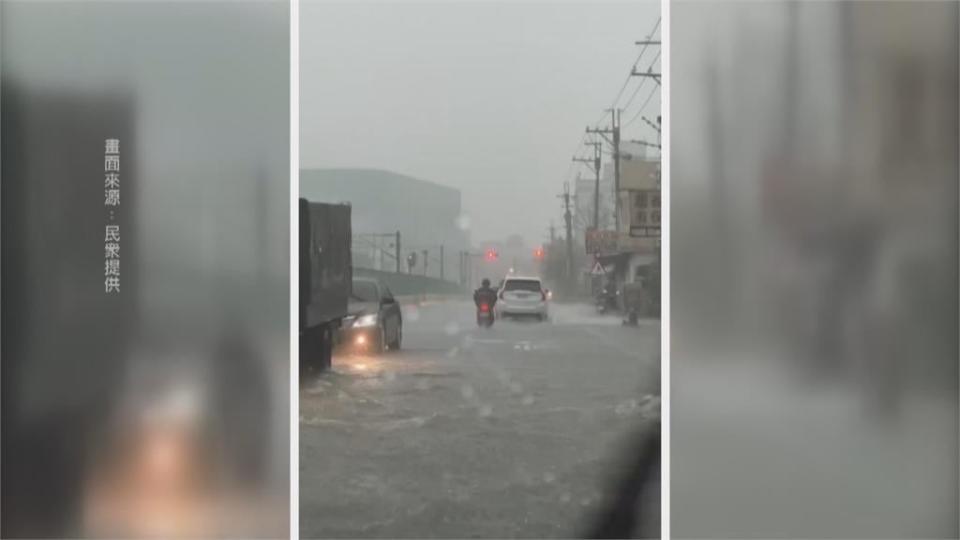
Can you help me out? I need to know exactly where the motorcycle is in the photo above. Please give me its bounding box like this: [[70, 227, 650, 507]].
[[477, 303, 494, 328], [595, 287, 619, 314]]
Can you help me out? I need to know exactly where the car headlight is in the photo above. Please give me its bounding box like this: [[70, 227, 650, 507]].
[[354, 313, 378, 328]]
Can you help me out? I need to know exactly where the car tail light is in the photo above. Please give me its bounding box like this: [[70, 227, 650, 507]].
[[480, 303, 489, 312]]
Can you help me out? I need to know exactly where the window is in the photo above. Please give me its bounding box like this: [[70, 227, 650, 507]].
[[352, 280, 379, 302], [503, 279, 542, 292], [381, 285, 394, 302]]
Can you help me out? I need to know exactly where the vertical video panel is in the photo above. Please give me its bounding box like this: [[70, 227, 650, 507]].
[[1, 2, 290, 538], [299, 1, 661, 538], [671, 1, 958, 538]]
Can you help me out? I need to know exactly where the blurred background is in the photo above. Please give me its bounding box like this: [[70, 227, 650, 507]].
[[1, 1, 290, 538], [671, 1, 958, 538]]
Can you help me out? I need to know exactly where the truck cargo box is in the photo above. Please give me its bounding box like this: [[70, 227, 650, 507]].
[[299, 198, 352, 330]]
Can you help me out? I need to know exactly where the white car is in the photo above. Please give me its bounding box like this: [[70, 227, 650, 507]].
[[496, 276, 549, 321]]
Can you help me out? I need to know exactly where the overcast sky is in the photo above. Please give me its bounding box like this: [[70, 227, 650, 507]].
[[301, 0, 660, 246]]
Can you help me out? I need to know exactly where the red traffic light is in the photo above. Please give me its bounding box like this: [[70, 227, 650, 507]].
[[533, 246, 545, 260], [484, 248, 498, 261]]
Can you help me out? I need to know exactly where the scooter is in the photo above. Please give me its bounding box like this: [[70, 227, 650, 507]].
[[477, 303, 494, 328], [595, 287, 619, 314]]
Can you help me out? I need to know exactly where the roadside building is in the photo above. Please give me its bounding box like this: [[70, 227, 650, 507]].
[[301, 168, 470, 280], [584, 146, 661, 313]]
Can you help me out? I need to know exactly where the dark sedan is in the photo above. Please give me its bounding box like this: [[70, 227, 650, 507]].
[[339, 278, 402, 354]]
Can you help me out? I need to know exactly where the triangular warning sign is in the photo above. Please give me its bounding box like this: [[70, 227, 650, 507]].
[[590, 261, 605, 275]]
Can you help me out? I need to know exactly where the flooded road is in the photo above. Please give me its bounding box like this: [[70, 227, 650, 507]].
[[300, 300, 659, 538]]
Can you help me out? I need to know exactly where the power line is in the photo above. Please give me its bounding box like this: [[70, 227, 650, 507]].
[[581, 17, 660, 152], [608, 17, 661, 113], [561, 17, 661, 238], [623, 84, 659, 128], [562, 132, 589, 186], [621, 50, 661, 115]]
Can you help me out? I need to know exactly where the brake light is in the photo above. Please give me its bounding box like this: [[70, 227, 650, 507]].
[[480, 304, 490, 312]]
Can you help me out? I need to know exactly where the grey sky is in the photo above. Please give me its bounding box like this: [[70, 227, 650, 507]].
[[301, 0, 660, 246]]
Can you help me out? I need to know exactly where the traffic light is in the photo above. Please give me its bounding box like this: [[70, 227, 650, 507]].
[[484, 248, 498, 261], [533, 246, 545, 260]]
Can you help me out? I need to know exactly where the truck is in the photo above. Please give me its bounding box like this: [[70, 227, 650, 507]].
[[299, 198, 353, 376]]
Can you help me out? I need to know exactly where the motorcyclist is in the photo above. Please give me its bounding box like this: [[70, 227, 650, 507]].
[[473, 278, 498, 310], [596, 276, 619, 312]]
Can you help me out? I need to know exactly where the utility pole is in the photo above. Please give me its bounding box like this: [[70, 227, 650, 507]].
[[631, 39, 661, 86], [422, 249, 428, 276], [587, 108, 621, 232], [549, 222, 556, 244], [439, 245, 445, 281], [573, 140, 603, 230], [559, 182, 574, 281], [466, 251, 471, 288], [592, 141, 602, 230], [630, 64, 662, 86], [613, 109, 621, 234], [395, 231, 401, 273]]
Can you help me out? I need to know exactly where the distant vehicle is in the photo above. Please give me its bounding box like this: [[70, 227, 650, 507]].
[[496, 276, 549, 321], [300, 198, 352, 375], [339, 277, 402, 354], [595, 282, 620, 314]]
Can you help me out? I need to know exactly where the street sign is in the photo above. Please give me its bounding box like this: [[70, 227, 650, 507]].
[[585, 228, 618, 254], [590, 261, 606, 275]]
